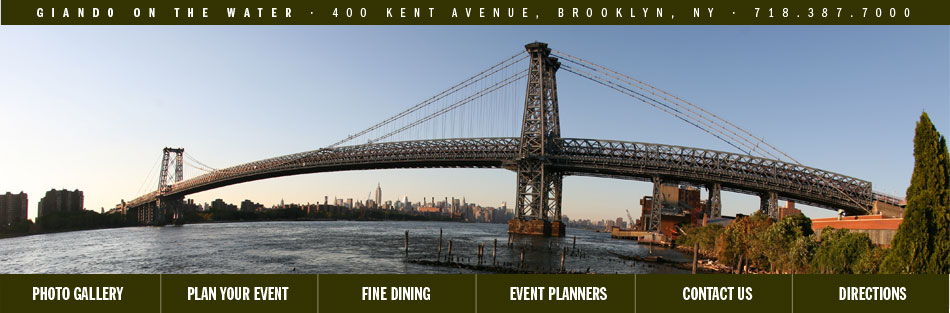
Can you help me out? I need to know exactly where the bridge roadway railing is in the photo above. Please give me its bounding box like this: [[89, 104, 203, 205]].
[[552, 138, 873, 213], [127, 137, 874, 214]]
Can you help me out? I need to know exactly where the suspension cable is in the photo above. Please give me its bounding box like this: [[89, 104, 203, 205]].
[[561, 64, 753, 155], [557, 56, 784, 162], [184, 152, 216, 171], [555, 50, 867, 212], [136, 156, 162, 195], [369, 70, 527, 143], [554, 49, 792, 161], [327, 51, 526, 148]]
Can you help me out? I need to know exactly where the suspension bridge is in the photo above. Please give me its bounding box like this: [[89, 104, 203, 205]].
[[120, 42, 897, 235]]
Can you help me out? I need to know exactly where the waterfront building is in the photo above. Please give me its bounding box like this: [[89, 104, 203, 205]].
[[211, 198, 237, 212], [418, 206, 440, 213], [0, 191, 28, 225], [778, 201, 801, 219], [812, 215, 902, 246], [37, 189, 83, 217], [240, 199, 263, 212]]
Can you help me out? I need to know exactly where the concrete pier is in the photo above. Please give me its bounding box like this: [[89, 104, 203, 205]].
[[507, 219, 566, 237]]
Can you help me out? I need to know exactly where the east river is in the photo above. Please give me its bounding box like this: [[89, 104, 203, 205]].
[[0, 221, 690, 274]]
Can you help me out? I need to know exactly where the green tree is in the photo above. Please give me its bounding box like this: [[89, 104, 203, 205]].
[[881, 112, 950, 273], [929, 129, 950, 273], [854, 246, 886, 274], [787, 235, 818, 273], [811, 227, 875, 274], [717, 212, 772, 273], [677, 223, 724, 257], [762, 214, 814, 273]]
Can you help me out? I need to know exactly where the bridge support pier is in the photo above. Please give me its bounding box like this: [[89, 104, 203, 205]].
[[160, 196, 185, 226], [707, 183, 721, 218], [760, 191, 779, 220], [508, 218, 565, 237], [135, 202, 162, 225]]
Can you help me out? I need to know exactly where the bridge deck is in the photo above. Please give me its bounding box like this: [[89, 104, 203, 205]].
[[127, 137, 875, 215]]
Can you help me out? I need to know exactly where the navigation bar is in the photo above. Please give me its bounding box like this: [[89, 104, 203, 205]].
[[0, 274, 947, 312]]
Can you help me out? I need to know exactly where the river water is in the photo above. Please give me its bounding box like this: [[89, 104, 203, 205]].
[[0, 221, 690, 274]]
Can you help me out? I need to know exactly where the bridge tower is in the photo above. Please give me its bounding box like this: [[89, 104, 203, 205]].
[[509, 42, 565, 237], [152, 147, 185, 226], [158, 147, 184, 192]]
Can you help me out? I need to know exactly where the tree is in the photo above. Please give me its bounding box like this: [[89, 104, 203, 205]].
[[811, 227, 875, 274], [787, 235, 818, 273], [881, 112, 950, 273], [854, 246, 886, 274], [929, 129, 950, 273], [717, 212, 772, 272], [677, 223, 724, 257], [762, 214, 814, 273]]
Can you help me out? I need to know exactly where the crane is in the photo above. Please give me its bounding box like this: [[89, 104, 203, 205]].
[[625, 209, 635, 230]]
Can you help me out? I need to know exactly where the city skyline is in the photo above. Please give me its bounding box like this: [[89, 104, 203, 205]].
[[1, 26, 947, 222]]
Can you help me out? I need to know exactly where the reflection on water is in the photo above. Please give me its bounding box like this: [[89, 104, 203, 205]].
[[0, 221, 689, 274]]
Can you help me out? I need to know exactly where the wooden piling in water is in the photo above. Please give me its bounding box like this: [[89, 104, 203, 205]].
[[447, 240, 453, 262], [573, 236, 576, 250], [404, 230, 409, 258], [492, 239, 497, 266], [481, 243, 485, 264], [477, 243, 482, 265], [437, 228, 442, 261], [507, 233, 512, 248], [649, 233, 655, 255], [481, 242, 486, 264], [519, 247, 525, 270], [559, 247, 566, 273]]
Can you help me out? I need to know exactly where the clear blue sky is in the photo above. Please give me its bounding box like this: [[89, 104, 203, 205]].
[[0, 26, 947, 222]]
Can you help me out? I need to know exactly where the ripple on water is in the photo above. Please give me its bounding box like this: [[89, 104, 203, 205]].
[[0, 221, 689, 274]]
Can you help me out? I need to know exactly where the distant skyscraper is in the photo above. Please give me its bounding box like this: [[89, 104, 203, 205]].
[[37, 189, 83, 217], [0, 192, 28, 225], [375, 183, 382, 209]]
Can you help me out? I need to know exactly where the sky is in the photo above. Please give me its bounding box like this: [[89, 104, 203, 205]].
[[0, 26, 947, 222]]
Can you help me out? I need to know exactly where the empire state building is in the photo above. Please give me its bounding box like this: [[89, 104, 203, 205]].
[[375, 183, 382, 209]]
